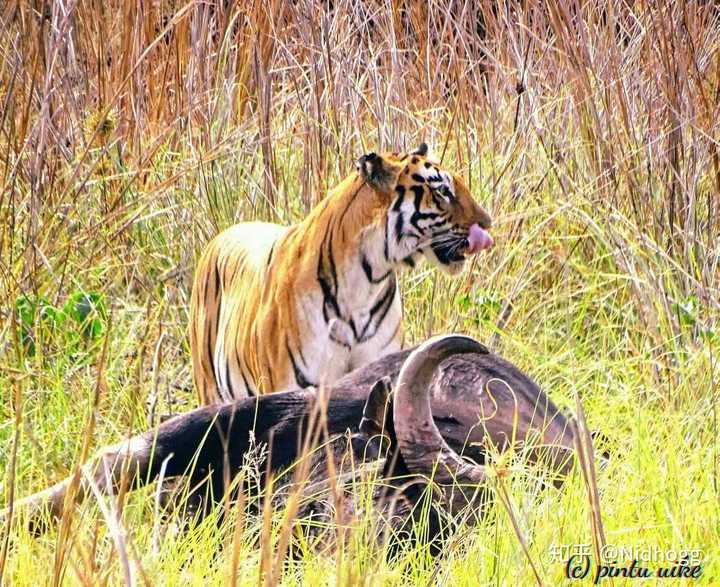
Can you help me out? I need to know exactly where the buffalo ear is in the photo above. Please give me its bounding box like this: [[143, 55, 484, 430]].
[[359, 376, 392, 437], [356, 152, 402, 192], [411, 143, 429, 157]]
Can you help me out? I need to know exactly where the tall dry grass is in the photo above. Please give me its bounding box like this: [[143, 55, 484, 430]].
[[1, 1, 719, 584], [2, 0, 717, 326]]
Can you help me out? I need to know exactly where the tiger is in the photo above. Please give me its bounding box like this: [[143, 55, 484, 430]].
[[189, 143, 494, 404]]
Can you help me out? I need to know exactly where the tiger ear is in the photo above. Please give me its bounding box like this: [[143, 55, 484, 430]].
[[357, 152, 402, 192], [412, 143, 429, 157]]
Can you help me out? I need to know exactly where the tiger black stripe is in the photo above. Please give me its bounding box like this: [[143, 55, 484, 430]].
[[240, 367, 257, 396], [372, 277, 397, 336], [348, 318, 359, 340], [392, 187, 407, 245], [409, 185, 440, 232], [425, 218, 450, 230], [411, 185, 424, 207], [286, 341, 314, 388], [317, 225, 342, 323], [383, 216, 390, 261], [336, 184, 364, 229], [208, 263, 221, 375], [266, 242, 276, 269], [225, 361, 235, 398], [431, 192, 445, 208], [358, 276, 396, 342], [237, 350, 256, 396], [427, 172, 444, 183], [395, 213, 405, 244], [327, 228, 340, 292], [361, 254, 390, 284], [410, 211, 441, 232]]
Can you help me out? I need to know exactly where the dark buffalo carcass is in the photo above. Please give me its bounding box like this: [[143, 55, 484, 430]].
[[1, 335, 576, 551]]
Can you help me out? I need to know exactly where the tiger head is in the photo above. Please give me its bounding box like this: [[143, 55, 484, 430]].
[[357, 143, 493, 275]]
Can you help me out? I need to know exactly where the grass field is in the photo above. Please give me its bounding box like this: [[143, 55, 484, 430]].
[[1, 1, 718, 584]]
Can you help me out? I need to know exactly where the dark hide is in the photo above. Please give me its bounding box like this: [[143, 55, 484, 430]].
[[331, 348, 575, 482], [2, 337, 575, 546]]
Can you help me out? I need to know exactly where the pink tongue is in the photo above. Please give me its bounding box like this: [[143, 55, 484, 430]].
[[466, 224, 494, 254]]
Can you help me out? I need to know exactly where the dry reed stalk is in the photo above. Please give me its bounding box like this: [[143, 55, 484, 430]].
[[571, 393, 608, 583]]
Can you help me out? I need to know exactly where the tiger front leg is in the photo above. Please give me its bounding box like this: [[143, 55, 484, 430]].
[[319, 318, 354, 386]]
